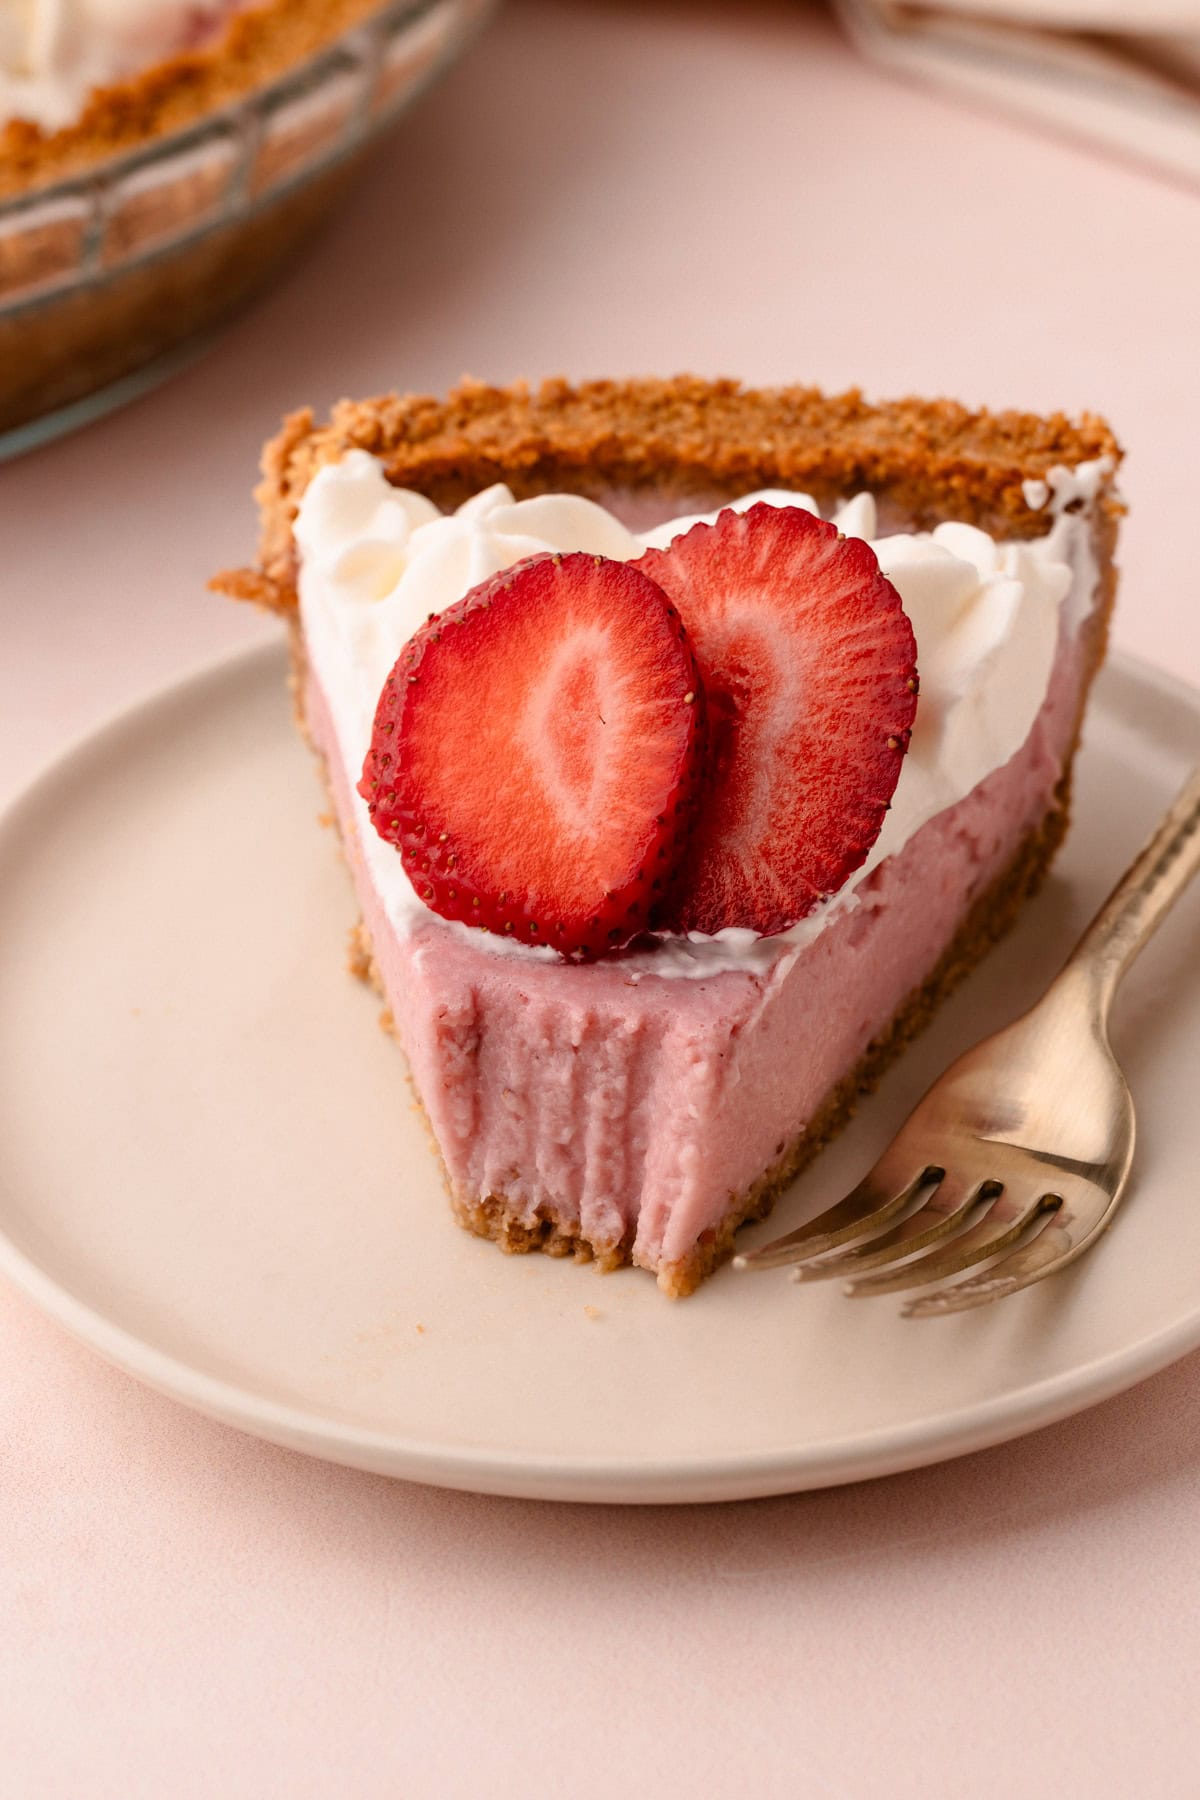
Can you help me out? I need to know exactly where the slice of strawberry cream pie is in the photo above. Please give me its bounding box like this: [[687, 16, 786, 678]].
[[216, 378, 1122, 1295]]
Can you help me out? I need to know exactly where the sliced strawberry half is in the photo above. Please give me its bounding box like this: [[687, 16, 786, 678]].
[[635, 504, 918, 936], [359, 552, 705, 959]]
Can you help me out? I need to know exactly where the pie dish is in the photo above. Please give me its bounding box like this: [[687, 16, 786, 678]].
[[0, 0, 492, 444], [215, 375, 1123, 1295]]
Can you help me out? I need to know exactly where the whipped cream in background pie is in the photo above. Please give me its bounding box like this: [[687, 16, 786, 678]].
[[295, 450, 1109, 978], [0, 0, 241, 130]]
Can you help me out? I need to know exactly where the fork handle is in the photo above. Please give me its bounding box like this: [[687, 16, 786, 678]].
[[1059, 764, 1200, 1016]]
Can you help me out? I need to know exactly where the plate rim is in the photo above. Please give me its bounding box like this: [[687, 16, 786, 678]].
[[1, 639, 1198, 1504]]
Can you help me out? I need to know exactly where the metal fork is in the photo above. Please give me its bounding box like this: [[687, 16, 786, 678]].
[[734, 767, 1200, 1317]]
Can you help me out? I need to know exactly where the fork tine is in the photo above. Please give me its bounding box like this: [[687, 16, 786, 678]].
[[903, 1208, 1080, 1316], [733, 1162, 939, 1271], [792, 1178, 1001, 1282], [842, 1193, 1063, 1297]]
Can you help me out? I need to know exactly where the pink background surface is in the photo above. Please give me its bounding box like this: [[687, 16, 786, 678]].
[[2, 2, 1199, 1792]]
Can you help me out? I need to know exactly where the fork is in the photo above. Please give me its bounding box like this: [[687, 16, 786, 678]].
[[734, 767, 1200, 1316]]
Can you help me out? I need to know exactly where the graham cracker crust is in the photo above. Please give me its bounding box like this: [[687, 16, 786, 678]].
[[222, 376, 1121, 1296], [213, 374, 1123, 616]]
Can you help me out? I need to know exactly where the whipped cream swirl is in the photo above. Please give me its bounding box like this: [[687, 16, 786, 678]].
[[297, 453, 1101, 980]]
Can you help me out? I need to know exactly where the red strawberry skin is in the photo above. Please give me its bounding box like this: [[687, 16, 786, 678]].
[[635, 504, 918, 937], [359, 552, 705, 960]]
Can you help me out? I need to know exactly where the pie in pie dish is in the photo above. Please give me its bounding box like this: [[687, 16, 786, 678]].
[[215, 376, 1122, 1296], [0, 1, 484, 436]]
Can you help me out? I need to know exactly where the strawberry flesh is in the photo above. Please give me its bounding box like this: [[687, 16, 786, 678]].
[[359, 552, 705, 959], [635, 504, 918, 936]]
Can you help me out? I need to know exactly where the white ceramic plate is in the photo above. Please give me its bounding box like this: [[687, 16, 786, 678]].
[[1, 642, 1198, 1503]]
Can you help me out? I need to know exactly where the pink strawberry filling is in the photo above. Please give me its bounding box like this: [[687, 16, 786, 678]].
[[304, 603, 1087, 1285]]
